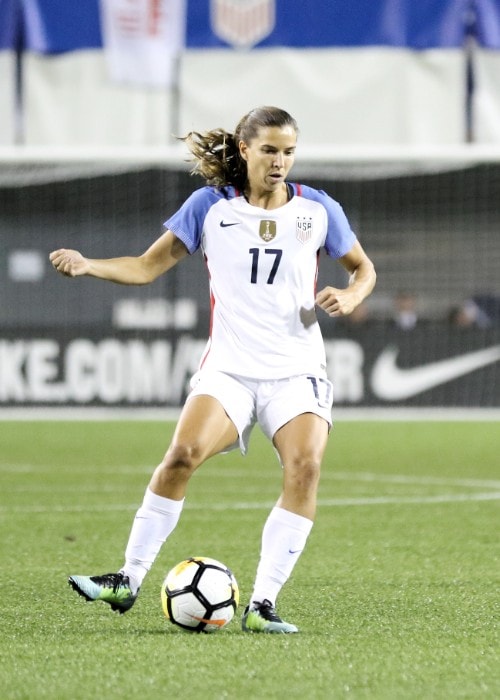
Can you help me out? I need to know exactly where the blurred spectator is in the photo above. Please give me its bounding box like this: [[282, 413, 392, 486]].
[[393, 291, 418, 330], [472, 294, 500, 324], [448, 299, 491, 329]]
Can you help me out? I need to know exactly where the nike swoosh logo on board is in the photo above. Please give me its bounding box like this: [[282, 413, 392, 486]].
[[220, 221, 239, 227], [371, 344, 500, 401]]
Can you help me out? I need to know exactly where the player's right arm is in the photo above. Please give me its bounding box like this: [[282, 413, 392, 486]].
[[49, 229, 189, 285]]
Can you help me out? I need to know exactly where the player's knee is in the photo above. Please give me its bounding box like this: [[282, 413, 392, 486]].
[[161, 442, 203, 475], [286, 453, 321, 490]]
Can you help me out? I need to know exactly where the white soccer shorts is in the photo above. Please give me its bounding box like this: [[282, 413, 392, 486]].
[[187, 371, 333, 454]]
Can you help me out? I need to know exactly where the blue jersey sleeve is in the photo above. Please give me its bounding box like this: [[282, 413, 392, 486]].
[[297, 184, 357, 258], [164, 186, 225, 254]]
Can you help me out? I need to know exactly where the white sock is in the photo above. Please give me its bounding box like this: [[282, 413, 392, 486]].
[[250, 506, 313, 607], [120, 487, 184, 593]]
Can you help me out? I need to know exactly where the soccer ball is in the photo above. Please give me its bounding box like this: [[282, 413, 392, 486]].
[[161, 557, 239, 633]]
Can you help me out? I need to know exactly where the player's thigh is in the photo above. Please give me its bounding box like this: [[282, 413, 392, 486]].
[[188, 371, 257, 454], [273, 412, 330, 473], [171, 394, 239, 462]]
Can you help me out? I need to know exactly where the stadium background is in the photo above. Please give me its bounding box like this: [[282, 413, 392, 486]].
[[0, 0, 499, 408]]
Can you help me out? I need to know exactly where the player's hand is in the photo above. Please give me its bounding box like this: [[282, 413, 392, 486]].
[[49, 248, 90, 277], [315, 285, 360, 317]]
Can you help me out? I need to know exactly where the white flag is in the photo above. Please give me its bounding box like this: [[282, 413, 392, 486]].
[[100, 0, 186, 87]]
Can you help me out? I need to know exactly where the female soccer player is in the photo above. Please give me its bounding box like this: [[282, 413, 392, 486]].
[[50, 106, 376, 633]]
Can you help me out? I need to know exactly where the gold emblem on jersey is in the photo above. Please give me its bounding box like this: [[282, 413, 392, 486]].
[[296, 217, 313, 243], [259, 220, 277, 242]]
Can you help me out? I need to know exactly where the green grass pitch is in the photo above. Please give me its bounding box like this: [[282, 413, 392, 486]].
[[1, 419, 499, 699]]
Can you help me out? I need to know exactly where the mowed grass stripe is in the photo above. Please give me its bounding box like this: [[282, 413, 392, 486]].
[[1, 490, 499, 513]]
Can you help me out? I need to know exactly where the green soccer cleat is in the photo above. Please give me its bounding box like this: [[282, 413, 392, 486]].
[[241, 599, 298, 634], [68, 572, 138, 614]]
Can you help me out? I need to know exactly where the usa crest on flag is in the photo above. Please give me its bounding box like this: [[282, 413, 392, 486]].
[[211, 0, 275, 49]]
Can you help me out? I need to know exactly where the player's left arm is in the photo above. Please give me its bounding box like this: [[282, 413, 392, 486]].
[[315, 241, 376, 317]]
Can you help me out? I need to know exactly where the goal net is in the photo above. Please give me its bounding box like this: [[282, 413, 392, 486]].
[[1, 146, 499, 409]]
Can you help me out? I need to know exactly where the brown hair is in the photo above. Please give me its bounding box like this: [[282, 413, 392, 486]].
[[181, 106, 298, 190]]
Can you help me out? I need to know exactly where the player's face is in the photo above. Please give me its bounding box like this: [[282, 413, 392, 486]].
[[239, 125, 297, 195]]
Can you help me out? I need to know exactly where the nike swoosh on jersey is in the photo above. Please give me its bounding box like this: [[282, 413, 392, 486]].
[[371, 344, 500, 400], [220, 220, 239, 227]]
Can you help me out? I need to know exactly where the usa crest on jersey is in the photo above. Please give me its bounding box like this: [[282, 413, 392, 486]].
[[296, 217, 313, 243]]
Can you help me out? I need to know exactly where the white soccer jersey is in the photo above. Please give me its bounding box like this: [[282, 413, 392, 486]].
[[165, 183, 357, 379]]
